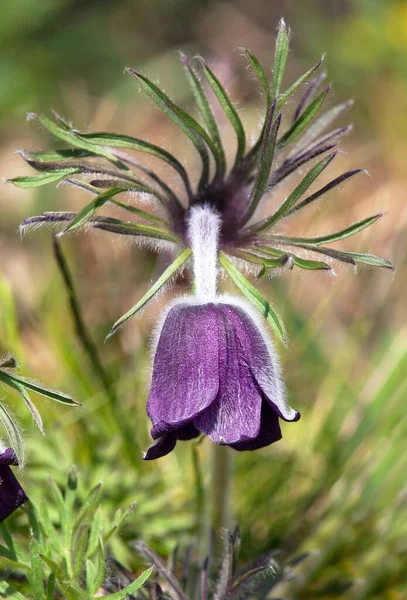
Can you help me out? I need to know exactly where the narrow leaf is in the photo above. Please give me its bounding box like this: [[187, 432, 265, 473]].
[[244, 49, 271, 112], [101, 567, 153, 599], [288, 169, 363, 215], [278, 86, 329, 148], [9, 169, 78, 188], [251, 152, 335, 232], [0, 372, 80, 406], [242, 107, 279, 224], [0, 373, 44, 434], [65, 179, 165, 224], [29, 114, 126, 168], [63, 188, 134, 234], [76, 131, 193, 199], [127, 68, 217, 188], [219, 253, 287, 343], [272, 213, 382, 245], [272, 18, 290, 99], [108, 248, 192, 338], [288, 99, 353, 158], [292, 71, 327, 123], [276, 56, 324, 111], [266, 240, 357, 264], [344, 252, 394, 270], [201, 60, 246, 161], [255, 246, 331, 271], [181, 54, 226, 177], [0, 403, 25, 465]]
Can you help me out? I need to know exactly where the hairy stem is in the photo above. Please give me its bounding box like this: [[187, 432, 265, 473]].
[[188, 205, 221, 302]]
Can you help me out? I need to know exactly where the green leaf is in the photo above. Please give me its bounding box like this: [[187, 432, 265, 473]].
[[272, 213, 382, 246], [288, 255, 331, 270], [0, 373, 44, 434], [272, 18, 290, 99], [343, 252, 394, 270], [72, 525, 91, 578], [65, 180, 165, 224], [242, 107, 280, 224], [0, 402, 25, 464], [100, 567, 153, 599], [30, 114, 126, 168], [255, 246, 331, 270], [244, 49, 271, 112], [181, 54, 226, 178], [76, 131, 192, 199], [127, 68, 218, 188], [236, 250, 290, 278], [108, 248, 192, 338], [266, 240, 357, 264], [74, 483, 102, 530], [219, 252, 287, 343], [28, 536, 45, 600], [278, 86, 329, 148], [46, 573, 56, 600], [62, 187, 130, 233], [9, 169, 78, 188], [276, 56, 324, 111], [28, 149, 95, 161], [288, 99, 353, 159], [0, 372, 80, 406], [91, 216, 180, 243], [201, 60, 246, 162], [250, 153, 335, 232]]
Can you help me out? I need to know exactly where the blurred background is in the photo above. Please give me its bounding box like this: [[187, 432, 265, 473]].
[[1, 0, 406, 598]]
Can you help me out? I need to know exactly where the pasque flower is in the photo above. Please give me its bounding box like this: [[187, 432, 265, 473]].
[[144, 207, 299, 459], [13, 20, 393, 458], [0, 446, 28, 522]]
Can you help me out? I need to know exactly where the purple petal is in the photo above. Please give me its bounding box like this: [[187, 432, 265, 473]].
[[218, 302, 300, 422], [0, 449, 28, 522], [148, 303, 220, 438], [230, 402, 282, 451], [143, 424, 200, 460], [194, 308, 262, 444]]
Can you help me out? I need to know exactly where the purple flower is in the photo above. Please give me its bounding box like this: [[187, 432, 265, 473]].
[[144, 298, 300, 460], [0, 448, 28, 522]]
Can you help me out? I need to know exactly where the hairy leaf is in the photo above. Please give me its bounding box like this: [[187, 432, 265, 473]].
[[108, 248, 192, 338], [219, 253, 287, 343]]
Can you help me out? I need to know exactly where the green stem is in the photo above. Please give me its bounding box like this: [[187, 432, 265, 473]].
[[209, 443, 233, 557]]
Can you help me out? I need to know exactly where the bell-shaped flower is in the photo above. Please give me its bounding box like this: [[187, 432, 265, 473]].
[[0, 447, 28, 522], [144, 297, 299, 460]]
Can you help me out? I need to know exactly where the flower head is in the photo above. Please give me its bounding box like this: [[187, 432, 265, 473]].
[[144, 297, 299, 460], [0, 447, 28, 522], [12, 20, 393, 458]]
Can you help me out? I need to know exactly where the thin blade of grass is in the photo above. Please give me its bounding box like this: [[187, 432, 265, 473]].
[[276, 56, 324, 111]]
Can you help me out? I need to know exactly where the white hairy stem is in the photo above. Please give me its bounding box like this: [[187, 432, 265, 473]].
[[188, 205, 221, 302]]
